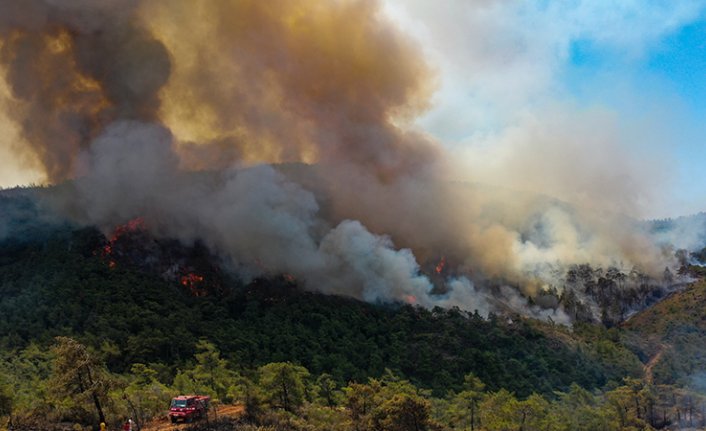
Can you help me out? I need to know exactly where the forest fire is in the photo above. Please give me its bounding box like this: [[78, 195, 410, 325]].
[[180, 272, 206, 296], [435, 256, 447, 275], [91, 216, 225, 297], [110, 218, 146, 238], [0, 0, 688, 330], [1, 0, 705, 428], [100, 217, 147, 267], [105, 218, 146, 248]]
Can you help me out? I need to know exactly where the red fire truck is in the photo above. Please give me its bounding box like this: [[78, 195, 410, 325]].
[[168, 395, 210, 423]]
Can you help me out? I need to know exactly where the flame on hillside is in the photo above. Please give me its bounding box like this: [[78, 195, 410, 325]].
[[100, 217, 146, 268], [180, 272, 206, 296], [110, 218, 146, 237], [435, 256, 447, 275], [0, 0, 686, 324], [97, 216, 224, 297]]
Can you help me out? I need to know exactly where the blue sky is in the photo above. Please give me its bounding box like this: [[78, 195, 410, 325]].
[[385, 0, 706, 218], [566, 15, 706, 217]]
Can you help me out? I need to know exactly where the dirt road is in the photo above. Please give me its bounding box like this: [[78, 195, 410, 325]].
[[644, 343, 669, 385], [142, 404, 245, 431]]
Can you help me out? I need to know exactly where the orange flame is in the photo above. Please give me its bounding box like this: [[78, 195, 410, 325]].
[[180, 273, 204, 286], [435, 256, 446, 274], [180, 272, 206, 296], [108, 217, 146, 242], [100, 217, 146, 267]]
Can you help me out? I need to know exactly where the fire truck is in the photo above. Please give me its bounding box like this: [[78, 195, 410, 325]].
[[168, 395, 210, 423]]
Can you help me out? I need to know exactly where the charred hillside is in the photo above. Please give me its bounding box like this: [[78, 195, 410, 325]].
[[0, 215, 642, 398]]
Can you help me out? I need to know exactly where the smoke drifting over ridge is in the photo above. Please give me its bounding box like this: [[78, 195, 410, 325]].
[[0, 0, 686, 321]]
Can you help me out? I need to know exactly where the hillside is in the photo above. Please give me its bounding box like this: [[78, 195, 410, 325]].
[[0, 223, 641, 399], [622, 279, 706, 388], [5, 186, 706, 431]]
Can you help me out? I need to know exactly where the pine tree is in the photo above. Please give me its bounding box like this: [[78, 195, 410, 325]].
[[50, 337, 109, 424]]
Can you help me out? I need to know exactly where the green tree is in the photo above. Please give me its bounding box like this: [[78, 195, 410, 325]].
[[192, 340, 238, 403], [297, 403, 349, 431], [479, 389, 520, 431], [344, 374, 439, 431], [316, 373, 340, 407], [258, 362, 310, 412], [554, 384, 620, 431], [345, 381, 380, 431], [121, 364, 173, 430], [605, 379, 653, 430], [516, 393, 555, 431], [0, 343, 54, 426], [50, 337, 109, 424], [173, 340, 239, 403], [373, 392, 434, 431], [236, 375, 265, 420], [449, 373, 486, 431], [0, 376, 12, 428]]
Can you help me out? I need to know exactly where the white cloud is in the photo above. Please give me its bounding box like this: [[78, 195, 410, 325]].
[[384, 0, 705, 126], [382, 0, 706, 217]]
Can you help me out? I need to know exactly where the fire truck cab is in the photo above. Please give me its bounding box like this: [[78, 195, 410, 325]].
[[168, 395, 210, 423]]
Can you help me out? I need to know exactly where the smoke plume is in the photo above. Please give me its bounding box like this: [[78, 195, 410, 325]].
[[0, 0, 170, 180], [0, 0, 692, 322]]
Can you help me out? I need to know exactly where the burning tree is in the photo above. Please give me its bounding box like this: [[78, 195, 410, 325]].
[[180, 272, 207, 296]]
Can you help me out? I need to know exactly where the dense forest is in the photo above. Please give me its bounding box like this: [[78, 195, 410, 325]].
[[1, 194, 706, 430]]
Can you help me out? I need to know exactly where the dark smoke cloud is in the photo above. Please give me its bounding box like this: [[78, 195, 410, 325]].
[[73, 121, 458, 311], [1, 0, 467, 314], [0, 0, 169, 181], [0, 0, 690, 322], [144, 0, 439, 179]]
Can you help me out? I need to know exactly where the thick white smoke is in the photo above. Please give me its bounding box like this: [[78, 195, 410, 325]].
[[73, 122, 497, 315]]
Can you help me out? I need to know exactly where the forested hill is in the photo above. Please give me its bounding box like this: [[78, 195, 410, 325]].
[[0, 220, 641, 399], [622, 279, 706, 388], [7, 189, 706, 430]]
